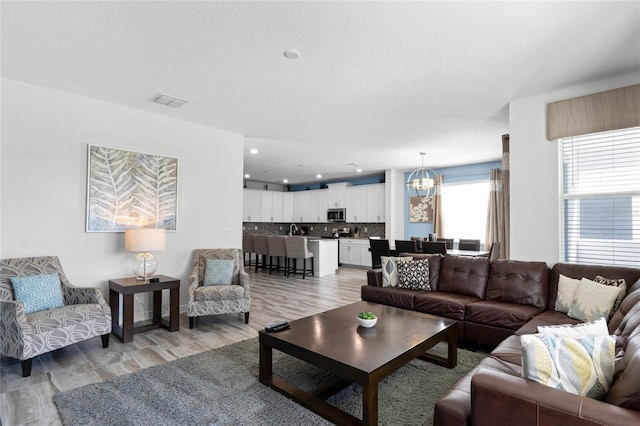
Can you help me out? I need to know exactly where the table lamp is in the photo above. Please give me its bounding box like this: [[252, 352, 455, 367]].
[[125, 228, 166, 280]]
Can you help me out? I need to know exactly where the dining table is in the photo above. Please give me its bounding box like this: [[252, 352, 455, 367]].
[[446, 249, 489, 257]]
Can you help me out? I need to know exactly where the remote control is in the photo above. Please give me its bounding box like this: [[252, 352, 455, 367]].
[[265, 320, 290, 332]]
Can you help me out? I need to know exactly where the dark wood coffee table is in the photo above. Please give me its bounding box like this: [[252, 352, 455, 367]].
[[259, 301, 457, 425]]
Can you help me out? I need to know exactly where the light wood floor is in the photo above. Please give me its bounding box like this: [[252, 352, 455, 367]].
[[0, 266, 366, 426]]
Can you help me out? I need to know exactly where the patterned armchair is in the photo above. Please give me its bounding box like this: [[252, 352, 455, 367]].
[[188, 248, 250, 328], [0, 256, 111, 377]]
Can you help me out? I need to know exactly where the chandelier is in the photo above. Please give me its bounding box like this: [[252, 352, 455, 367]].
[[406, 152, 436, 201]]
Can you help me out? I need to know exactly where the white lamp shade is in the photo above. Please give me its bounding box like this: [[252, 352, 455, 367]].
[[125, 228, 166, 252]]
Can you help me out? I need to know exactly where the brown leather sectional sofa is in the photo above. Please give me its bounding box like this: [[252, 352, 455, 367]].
[[363, 254, 640, 426]]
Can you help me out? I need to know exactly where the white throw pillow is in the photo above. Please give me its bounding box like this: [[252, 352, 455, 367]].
[[555, 274, 581, 313], [537, 317, 608, 337], [567, 278, 624, 322]]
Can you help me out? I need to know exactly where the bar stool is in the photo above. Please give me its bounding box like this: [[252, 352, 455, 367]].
[[252, 235, 270, 272], [284, 236, 314, 278], [242, 234, 254, 267], [267, 235, 289, 275]]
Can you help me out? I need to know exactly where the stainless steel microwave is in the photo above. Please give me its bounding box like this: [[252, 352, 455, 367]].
[[327, 208, 346, 222]]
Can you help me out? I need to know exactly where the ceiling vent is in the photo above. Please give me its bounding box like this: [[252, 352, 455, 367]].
[[149, 93, 189, 108]]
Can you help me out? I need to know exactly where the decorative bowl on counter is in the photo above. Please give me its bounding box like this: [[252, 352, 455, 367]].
[[357, 311, 377, 328]]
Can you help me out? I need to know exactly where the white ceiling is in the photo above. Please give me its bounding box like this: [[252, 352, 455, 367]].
[[2, 1, 639, 184]]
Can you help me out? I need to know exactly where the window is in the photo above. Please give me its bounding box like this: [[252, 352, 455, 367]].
[[561, 126, 640, 267], [441, 180, 489, 248]]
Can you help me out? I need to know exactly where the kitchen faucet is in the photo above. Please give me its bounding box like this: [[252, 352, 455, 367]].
[[289, 223, 298, 237]]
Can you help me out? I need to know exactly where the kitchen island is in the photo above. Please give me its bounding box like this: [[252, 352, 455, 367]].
[[306, 238, 339, 276]]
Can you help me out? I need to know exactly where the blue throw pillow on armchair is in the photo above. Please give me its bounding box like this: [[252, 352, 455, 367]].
[[11, 273, 65, 314], [204, 259, 235, 286]]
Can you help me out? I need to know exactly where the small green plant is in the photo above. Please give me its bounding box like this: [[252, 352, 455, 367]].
[[357, 311, 377, 320]]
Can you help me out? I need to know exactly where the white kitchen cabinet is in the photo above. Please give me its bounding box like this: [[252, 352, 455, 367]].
[[283, 192, 294, 222], [339, 238, 369, 267], [309, 189, 328, 222], [345, 186, 368, 222], [326, 182, 350, 208], [367, 184, 385, 222], [243, 189, 261, 222], [271, 191, 284, 222], [260, 191, 274, 222], [293, 191, 311, 222]]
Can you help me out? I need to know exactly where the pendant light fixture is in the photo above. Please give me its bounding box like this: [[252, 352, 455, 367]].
[[406, 152, 437, 201]]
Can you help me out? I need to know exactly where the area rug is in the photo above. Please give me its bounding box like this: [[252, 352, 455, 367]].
[[54, 338, 486, 425]]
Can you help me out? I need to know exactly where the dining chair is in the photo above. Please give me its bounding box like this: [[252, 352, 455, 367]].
[[394, 239, 418, 254], [437, 238, 454, 250], [489, 242, 501, 261], [458, 239, 481, 251], [422, 241, 447, 255], [410, 237, 424, 252], [242, 234, 254, 267], [369, 238, 390, 269]]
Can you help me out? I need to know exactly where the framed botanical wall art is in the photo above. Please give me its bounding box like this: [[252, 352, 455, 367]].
[[409, 196, 433, 223], [86, 145, 178, 232]]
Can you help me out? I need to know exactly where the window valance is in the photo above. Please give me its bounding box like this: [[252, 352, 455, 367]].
[[547, 84, 640, 141]]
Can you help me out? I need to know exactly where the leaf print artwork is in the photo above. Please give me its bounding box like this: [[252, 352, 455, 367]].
[[86, 145, 178, 231]]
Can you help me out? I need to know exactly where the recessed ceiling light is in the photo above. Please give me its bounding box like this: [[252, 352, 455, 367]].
[[283, 179, 289, 183], [244, 174, 250, 178], [316, 174, 322, 179], [356, 168, 363, 173], [284, 50, 301, 59], [250, 149, 258, 154]]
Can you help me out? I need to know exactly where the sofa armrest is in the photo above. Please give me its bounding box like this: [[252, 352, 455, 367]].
[[188, 273, 199, 302], [367, 269, 383, 287], [471, 369, 640, 426], [238, 270, 250, 297], [0, 300, 33, 359], [63, 285, 107, 306]]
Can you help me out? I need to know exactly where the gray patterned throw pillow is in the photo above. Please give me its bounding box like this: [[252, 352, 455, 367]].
[[397, 259, 430, 291], [593, 275, 626, 317]]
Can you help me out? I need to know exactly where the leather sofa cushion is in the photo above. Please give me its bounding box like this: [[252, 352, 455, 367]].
[[399, 253, 443, 290], [437, 255, 490, 299], [612, 302, 640, 355], [549, 264, 640, 313], [465, 300, 544, 329], [491, 335, 523, 366], [360, 285, 415, 310], [515, 310, 582, 335], [609, 286, 640, 333], [413, 292, 481, 321], [486, 260, 549, 308], [605, 330, 640, 410]]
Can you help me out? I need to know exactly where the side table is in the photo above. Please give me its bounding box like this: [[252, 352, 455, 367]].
[[109, 275, 180, 343]]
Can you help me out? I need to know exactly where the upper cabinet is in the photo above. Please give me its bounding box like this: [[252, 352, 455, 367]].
[[326, 183, 350, 208], [243, 189, 261, 222], [345, 184, 385, 223], [367, 184, 385, 222], [243, 183, 384, 223]]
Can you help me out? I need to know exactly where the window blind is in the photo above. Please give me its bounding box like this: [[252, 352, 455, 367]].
[[561, 126, 640, 266]]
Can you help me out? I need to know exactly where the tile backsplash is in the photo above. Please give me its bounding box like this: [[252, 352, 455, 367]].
[[242, 222, 385, 239]]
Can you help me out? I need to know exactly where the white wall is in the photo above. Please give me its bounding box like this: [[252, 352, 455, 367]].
[[1, 79, 244, 319], [509, 71, 640, 264]]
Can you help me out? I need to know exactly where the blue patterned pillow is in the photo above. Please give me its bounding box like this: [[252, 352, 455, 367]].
[[11, 273, 65, 314], [204, 259, 234, 286], [520, 334, 615, 400]]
